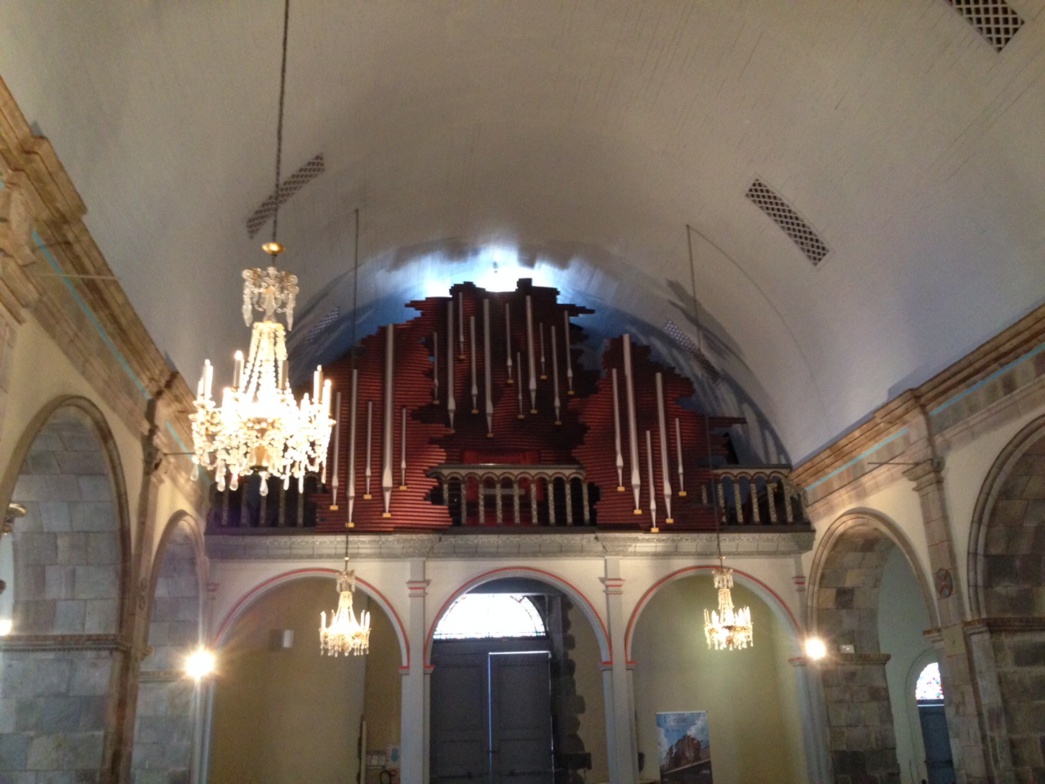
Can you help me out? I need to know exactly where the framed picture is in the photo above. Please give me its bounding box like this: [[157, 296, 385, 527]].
[[656, 711, 712, 783]]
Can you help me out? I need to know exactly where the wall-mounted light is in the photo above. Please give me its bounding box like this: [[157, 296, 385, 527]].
[[184, 647, 217, 681], [804, 637, 827, 660]]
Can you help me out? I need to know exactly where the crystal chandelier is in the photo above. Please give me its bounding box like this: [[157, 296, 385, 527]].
[[704, 556, 753, 651], [190, 0, 334, 494], [192, 254, 333, 493], [320, 558, 371, 656]]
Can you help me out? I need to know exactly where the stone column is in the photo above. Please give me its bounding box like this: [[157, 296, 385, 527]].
[[401, 560, 429, 783], [601, 557, 638, 784], [904, 460, 987, 783], [818, 653, 900, 783]]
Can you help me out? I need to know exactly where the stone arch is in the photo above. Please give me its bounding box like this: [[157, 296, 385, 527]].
[[214, 568, 408, 669], [624, 564, 802, 662], [808, 510, 939, 784], [424, 566, 611, 667], [968, 414, 1045, 618], [2, 396, 130, 635], [0, 397, 131, 781], [131, 512, 206, 784], [808, 509, 937, 650]]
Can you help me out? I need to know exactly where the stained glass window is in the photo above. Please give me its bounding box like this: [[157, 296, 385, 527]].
[[915, 661, 944, 702], [433, 594, 546, 640]]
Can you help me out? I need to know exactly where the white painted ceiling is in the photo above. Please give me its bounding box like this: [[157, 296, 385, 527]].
[[2, 0, 1044, 462]]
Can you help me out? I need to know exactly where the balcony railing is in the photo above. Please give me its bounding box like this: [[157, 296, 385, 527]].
[[426, 463, 590, 527], [205, 465, 807, 531]]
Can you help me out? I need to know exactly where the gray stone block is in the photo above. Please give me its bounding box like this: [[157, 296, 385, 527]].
[[76, 476, 112, 502], [44, 565, 76, 600], [85, 535, 117, 565], [83, 600, 117, 634], [69, 504, 114, 533], [0, 733, 28, 770], [44, 476, 83, 502], [53, 600, 86, 634], [72, 566, 116, 600], [39, 502, 72, 532], [68, 659, 110, 699], [54, 452, 108, 476], [26, 734, 63, 770], [61, 732, 102, 769], [56, 533, 89, 566]]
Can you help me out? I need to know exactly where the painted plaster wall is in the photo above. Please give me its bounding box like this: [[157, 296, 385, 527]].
[[571, 599, 609, 782], [631, 579, 806, 783], [209, 578, 368, 784]]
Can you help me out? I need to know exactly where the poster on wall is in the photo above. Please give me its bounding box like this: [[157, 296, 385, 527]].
[[656, 711, 712, 783]]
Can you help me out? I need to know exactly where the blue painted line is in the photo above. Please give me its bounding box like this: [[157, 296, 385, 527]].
[[165, 420, 190, 454], [32, 230, 150, 400], [930, 341, 1045, 417], [804, 428, 908, 493]]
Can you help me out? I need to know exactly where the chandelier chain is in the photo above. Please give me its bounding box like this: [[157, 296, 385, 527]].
[[272, 0, 291, 246]]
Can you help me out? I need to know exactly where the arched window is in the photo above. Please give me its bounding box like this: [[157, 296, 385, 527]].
[[915, 661, 944, 703], [434, 594, 546, 640]]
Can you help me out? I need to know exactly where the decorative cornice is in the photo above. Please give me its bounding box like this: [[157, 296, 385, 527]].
[[794, 302, 1045, 501], [0, 633, 129, 653], [964, 616, 1045, 635], [205, 530, 815, 561], [818, 652, 891, 667]]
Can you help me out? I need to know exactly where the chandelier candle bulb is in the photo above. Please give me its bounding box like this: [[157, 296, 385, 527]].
[[505, 302, 513, 384], [564, 310, 574, 395], [470, 315, 478, 413], [483, 299, 493, 437], [204, 360, 213, 399], [623, 334, 641, 514], [526, 296, 537, 413], [232, 351, 244, 390], [551, 324, 561, 424], [656, 373, 673, 523], [676, 418, 686, 497], [612, 368, 624, 491]]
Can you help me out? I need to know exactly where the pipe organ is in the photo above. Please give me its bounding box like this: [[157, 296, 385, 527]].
[[212, 280, 762, 532]]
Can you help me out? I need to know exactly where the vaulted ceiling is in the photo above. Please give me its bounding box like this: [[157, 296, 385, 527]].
[[2, 1, 1044, 462]]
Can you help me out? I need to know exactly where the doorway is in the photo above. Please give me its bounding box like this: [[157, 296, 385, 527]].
[[431, 640, 553, 784], [915, 662, 955, 784]]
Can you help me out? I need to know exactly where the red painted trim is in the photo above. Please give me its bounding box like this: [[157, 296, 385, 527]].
[[423, 566, 610, 666], [623, 565, 801, 662], [212, 568, 411, 669]]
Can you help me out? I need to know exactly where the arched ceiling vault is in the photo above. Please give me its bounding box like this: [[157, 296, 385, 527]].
[[2, 1, 1044, 461]]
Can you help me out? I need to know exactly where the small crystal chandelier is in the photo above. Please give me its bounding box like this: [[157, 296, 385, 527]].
[[704, 556, 753, 651], [320, 557, 371, 656], [190, 0, 333, 494]]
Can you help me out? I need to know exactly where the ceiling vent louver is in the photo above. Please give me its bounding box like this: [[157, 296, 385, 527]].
[[306, 307, 341, 345], [745, 179, 829, 266], [947, 0, 1024, 51], [246, 153, 326, 238], [664, 318, 721, 385]]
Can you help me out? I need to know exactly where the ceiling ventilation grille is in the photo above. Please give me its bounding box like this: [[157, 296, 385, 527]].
[[947, 0, 1024, 51], [246, 153, 326, 238], [745, 179, 829, 266], [307, 307, 341, 345], [663, 319, 721, 385]]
